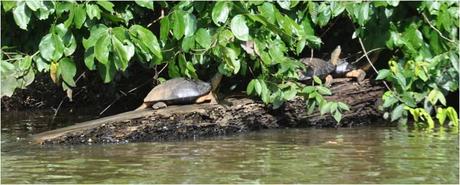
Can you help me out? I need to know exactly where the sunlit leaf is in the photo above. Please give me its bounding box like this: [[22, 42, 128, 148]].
[[135, 0, 154, 10], [212, 1, 232, 26], [58, 57, 76, 87], [95, 33, 111, 64], [12, 1, 32, 30], [172, 10, 186, 40], [74, 4, 86, 29], [195, 28, 212, 49], [230, 15, 249, 41]]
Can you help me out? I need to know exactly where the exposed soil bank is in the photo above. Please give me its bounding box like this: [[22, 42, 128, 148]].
[[32, 78, 385, 145]]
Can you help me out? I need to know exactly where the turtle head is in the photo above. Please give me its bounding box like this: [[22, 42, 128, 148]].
[[210, 72, 223, 91], [330, 45, 341, 66]]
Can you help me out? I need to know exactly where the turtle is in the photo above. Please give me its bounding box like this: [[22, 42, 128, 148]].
[[298, 45, 366, 86], [135, 73, 223, 110]]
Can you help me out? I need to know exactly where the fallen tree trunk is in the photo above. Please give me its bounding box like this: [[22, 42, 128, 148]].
[[32, 79, 385, 145]]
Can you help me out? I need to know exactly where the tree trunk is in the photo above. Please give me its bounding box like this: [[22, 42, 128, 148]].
[[32, 78, 385, 145]]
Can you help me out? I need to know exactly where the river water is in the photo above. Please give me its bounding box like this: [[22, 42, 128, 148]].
[[1, 110, 458, 183]]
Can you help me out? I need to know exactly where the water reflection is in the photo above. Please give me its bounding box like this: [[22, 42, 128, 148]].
[[1, 111, 459, 184]]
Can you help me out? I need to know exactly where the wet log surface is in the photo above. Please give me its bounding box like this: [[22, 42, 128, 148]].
[[32, 78, 385, 145]]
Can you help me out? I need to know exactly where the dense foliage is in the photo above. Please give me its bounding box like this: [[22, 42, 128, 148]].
[[1, 1, 458, 126]]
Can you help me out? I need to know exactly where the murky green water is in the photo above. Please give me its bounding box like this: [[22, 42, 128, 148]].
[[1, 111, 459, 184]]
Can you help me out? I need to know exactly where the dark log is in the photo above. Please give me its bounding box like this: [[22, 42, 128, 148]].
[[32, 79, 385, 145]]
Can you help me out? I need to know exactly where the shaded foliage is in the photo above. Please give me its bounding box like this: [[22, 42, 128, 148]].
[[1, 1, 458, 126]]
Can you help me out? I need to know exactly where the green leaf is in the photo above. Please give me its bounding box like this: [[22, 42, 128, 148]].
[[17, 70, 35, 89], [195, 28, 212, 49], [333, 111, 342, 123], [283, 86, 297, 100], [63, 4, 74, 28], [247, 79, 256, 95], [223, 47, 240, 74], [255, 79, 262, 95], [395, 73, 406, 88], [33, 55, 50, 72], [184, 13, 197, 37], [258, 2, 276, 24], [436, 107, 447, 125], [1, 61, 19, 97], [39, 33, 65, 62], [428, 89, 446, 106], [168, 60, 181, 78], [218, 29, 234, 46], [172, 10, 186, 40], [19, 56, 32, 70], [129, 25, 163, 61], [331, 102, 338, 113], [330, 1, 345, 17], [337, 102, 350, 111], [319, 102, 331, 115], [2, 1, 16, 12], [296, 39, 306, 55], [58, 57, 76, 87], [98, 59, 116, 83], [95, 33, 111, 64], [86, 4, 101, 20], [403, 24, 423, 51], [383, 95, 398, 108], [181, 36, 195, 52], [55, 24, 77, 56], [96, 1, 114, 13], [401, 93, 416, 107], [159, 17, 169, 45], [277, 0, 290, 10], [230, 15, 249, 41], [317, 86, 331, 95], [376, 69, 391, 80], [386, 0, 399, 6], [82, 24, 108, 49], [302, 86, 315, 94], [391, 104, 405, 122], [185, 61, 197, 79], [446, 107, 459, 126], [212, 1, 232, 26], [84, 47, 96, 70], [313, 76, 322, 85], [112, 37, 134, 71], [12, 1, 32, 30], [74, 4, 86, 29], [135, 0, 154, 10], [25, 0, 43, 11], [316, 3, 331, 27]]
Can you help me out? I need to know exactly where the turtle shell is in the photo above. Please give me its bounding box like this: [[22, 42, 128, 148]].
[[143, 78, 211, 104], [298, 58, 336, 81]]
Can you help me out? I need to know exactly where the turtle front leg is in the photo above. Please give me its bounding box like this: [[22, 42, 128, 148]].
[[152, 102, 167, 109], [345, 69, 366, 83], [195, 91, 218, 104], [325, 75, 334, 87]]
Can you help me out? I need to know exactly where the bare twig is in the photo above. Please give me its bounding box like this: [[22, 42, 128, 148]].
[[352, 47, 384, 64], [52, 98, 66, 120], [52, 72, 86, 119], [98, 97, 120, 116], [319, 18, 338, 38], [421, 13, 455, 43], [356, 36, 392, 92], [147, 9, 165, 28], [309, 48, 315, 86]]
